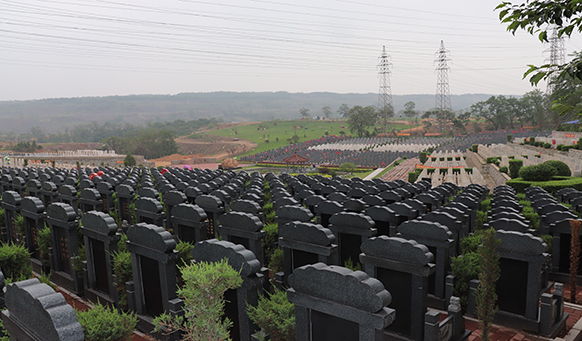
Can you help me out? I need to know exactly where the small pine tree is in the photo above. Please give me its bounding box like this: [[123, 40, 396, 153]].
[[570, 219, 581, 304], [123, 153, 136, 167], [475, 228, 500, 341]]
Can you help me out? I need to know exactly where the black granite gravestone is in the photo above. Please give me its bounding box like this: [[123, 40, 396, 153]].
[[279, 221, 338, 284], [171, 203, 208, 244], [126, 223, 182, 341], [134, 197, 164, 227], [195, 194, 225, 239], [1, 278, 84, 341], [80, 211, 120, 307], [1, 191, 21, 244], [47, 203, 83, 295], [328, 212, 376, 266], [287, 263, 394, 341], [20, 196, 47, 274], [116, 184, 135, 224], [360, 236, 434, 340], [219, 212, 266, 265], [192, 239, 263, 341]]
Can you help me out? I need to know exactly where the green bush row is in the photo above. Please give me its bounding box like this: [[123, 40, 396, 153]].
[[506, 176, 582, 194]]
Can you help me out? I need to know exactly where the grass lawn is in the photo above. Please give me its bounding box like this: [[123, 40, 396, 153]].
[[197, 119, 415, 158]]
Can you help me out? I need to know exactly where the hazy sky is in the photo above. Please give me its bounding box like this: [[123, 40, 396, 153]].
[[2, 0, 580, 101]]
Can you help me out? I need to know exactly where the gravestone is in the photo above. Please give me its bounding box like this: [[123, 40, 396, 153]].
[[540, 211, 578, 235], [162, 190, 187, 231], [230, 199, 264, 223], [47, 203, 83, 295], [26, 179, 42, 199], [0, 174, 12, 194], [58, 185, 79, 214], [314, 201, 343, 228], [328, 212, 376, 266], [468, 230, 567, 337], [360, 236, 434, 340], [219, 212, 266, 265], [1, 191, 21, 244], [192, 239, 263, 341], [303, 195, 326, 215], [550, 218, 582, 280], [11, 177, 26, 197], [398, 220, 455, 310], [363, 206, 405, 237], [279, 221, 338, 284], [195, 194, 225, 239], [171, 203, 208, 244], [287, 263, 395, 341], [420, 212, 464, 256], [116, 184, 135, 224], [1, 278, 84, 341], [41, 181, 59, 209], [78, 188, 103, 214], [134, 197, 164, 227], [21, 196, 47, 274], [126, 223, 182, 341], [96, 181, 115, 213], [80, 211, 120, 307], [275, 205, 314, 229]]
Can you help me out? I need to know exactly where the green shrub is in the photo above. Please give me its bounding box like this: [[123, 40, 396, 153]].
[[557, 144, 564, 151], [268, 248, 284, 277], [408, 172, 418, 183], [507, 134, 512, 142], [508, 159, 523, 179], [522, 208, 540, 230], [344, 257, 361, 271], [529, 137, 535, 145], [471, 144, 478, 152], [112, 250, 132, 310], [542, 160, 571, 176], [494, 160, 500, 166], [486, 157, 497, 164], [452, 168, 461, 175], [427, 168, 436, 175], [506, 176, 582, 194], [439, 168, 448, 176], [123, 153, 136, 167], [508, 156, 515, 159], [475, 211, 487, 230], [76, 302, 137, 341], [154, 260, 243, 340], [247, 288, 295, 341], [562, 145, 573, 152], [455, 156, 461, 161], [419, 152, 428, 164], [499, 166, 508, 174], [339, 162, 356, 173], [460, 231, 484, 255], [544, 143, 551, 149], [0, 208, 4, 227], [518, 163, 556, 182], [439, 157, 445, 161], [465, 167, 473, 174], [263, 223, 278, 261], [447, 157, 453, 161], [0, 243, 31, 281], [541, 235, 553, 254], [451, 252, 480, 308], [38, 225, 52, 269]]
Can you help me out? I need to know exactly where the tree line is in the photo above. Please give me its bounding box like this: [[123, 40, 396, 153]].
[[1, 117, 223, 159]]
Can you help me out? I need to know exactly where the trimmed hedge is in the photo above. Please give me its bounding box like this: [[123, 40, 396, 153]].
[[499, 166, 508, 174], [542, 160, 571, 176], [518, 163, 556, 181], [505, 176, 582, 194], [508, 159, 523, 179]]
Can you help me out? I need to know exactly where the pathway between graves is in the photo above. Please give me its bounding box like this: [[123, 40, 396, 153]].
[[381, 157, 419, 182], [363, 167, 386, 180]]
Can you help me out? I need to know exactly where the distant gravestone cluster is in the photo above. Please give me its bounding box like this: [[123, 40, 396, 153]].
[[0, 162, 572, 340]]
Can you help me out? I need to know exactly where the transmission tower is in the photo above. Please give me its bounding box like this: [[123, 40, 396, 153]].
[[435, 40, 452, 116], [377, 45, 393, 131], [545, 26, 566, 95]]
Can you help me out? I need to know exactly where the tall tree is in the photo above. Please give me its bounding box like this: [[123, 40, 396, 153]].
[[470, 96, 508, 130], [337, 103, 350, 118], [522, 89, 550, 128], [497, 1, 582, 85], [476, 228, 500, 341], [347, 106, 378, 137], [403, 101, 419, 124], [322, 106, 333, 119], [298, 107, 311, 119], [377, 105, 394, 133]]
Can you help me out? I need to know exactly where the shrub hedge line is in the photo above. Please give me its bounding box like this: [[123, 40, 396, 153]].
[[506, 176, 582, 194]]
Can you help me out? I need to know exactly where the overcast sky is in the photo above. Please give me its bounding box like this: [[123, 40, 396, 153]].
[[2, 0, 581, 101]]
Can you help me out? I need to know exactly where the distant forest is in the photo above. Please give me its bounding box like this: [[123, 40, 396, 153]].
[[0, 92, 492, 133]]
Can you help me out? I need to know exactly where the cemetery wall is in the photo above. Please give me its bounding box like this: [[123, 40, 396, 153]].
[[467, 150, 508, 186]]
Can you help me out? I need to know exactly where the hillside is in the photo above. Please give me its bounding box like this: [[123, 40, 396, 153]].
[[0, 92, 494, 133]]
